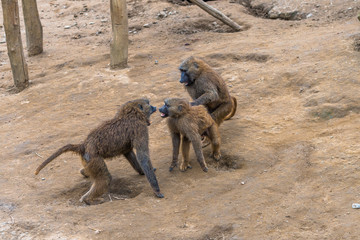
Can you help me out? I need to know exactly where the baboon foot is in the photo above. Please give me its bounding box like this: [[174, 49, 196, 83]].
[[202, 166, 209, 172], [212, 152, 221, 161], [180, 162, 192, 172], [169, 163, 177, 172], [80, 168, 89, 178], [80, 196, 106, 205]]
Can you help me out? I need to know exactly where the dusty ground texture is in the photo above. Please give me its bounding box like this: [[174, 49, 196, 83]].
[[1, 0, 360, 239]]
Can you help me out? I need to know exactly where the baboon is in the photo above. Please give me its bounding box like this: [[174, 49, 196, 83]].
[[179, 56, 237, 125], [159, 98, 221, 172], [35, 99, 164, 204]]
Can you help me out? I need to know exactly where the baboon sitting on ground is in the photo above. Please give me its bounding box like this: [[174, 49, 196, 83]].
[[159, 98, 221, 172], [35, 99, 164, 204], [179, 56, 237, 125]]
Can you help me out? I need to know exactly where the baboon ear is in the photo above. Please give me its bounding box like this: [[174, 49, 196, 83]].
[[138, 104, 143, 110]]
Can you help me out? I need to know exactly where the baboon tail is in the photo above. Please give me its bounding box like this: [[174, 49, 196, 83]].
[[224, 96, 237, 120], [35, 144, 82, 175]]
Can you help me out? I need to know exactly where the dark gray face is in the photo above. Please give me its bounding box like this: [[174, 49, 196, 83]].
[[132, 99, 156, 119], [159, 100, 169, 118], [179, 70, 194, 86]]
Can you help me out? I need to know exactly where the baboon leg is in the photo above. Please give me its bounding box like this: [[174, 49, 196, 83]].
[[134, 140, 164, 198], [79, 156, 112, 204], [208, 125, 221, 161], [170, 132, 180, 171], [189, 134, 208, 172], [80, 154, 90, 178], [124, 150, 144, 175], [224, 96, 237, 120], [211, 101, 233, 126], [180, 136, 192, 171]]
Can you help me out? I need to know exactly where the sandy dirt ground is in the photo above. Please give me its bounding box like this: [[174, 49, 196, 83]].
[[1, 0, 360, 239]]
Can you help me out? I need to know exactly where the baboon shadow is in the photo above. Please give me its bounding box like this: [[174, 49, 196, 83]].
[[55, 177, 143, 206], [205, 149, 245, 171]]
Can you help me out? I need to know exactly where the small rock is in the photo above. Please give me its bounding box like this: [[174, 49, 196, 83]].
[[306, 13, 313, 18], [89, 22, 95, 25], [143, 23, 151, 28], [101, 19, 108, 23], [157, 11, 167, 19], [41, 178, 45, 181], [241, 182, 245, 185], [155, 60, 159, 65], [352, 203, 360, 209], [64, 25, 71, 29]]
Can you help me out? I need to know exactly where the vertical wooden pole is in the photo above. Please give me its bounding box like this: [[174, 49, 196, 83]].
[[110, 0, 128, 69], [1, 0, 29, 91], [21, 0, 43, 56]]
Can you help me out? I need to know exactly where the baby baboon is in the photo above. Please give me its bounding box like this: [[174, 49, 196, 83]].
[[35, 99, 164, 204], [159, 98, 221, 172], [179, 56, 237, 125]]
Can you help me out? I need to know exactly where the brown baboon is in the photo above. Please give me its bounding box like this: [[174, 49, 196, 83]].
[[179, 56, 237, 125], [35, 99, 164, 204], [159, 98, 221, 172]]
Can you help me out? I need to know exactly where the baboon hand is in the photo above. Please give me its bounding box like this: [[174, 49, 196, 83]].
[[154, 191, 164, 198]]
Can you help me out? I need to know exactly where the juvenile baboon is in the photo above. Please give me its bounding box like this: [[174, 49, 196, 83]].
[[159, 98, 221, 172], [35, 99, 164, 204], [179, 56, 237, 125]]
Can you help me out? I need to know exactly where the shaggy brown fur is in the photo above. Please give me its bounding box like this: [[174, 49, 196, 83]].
[[35, 99, 164, 204], [179, 56, 237, 125], [159, 98, 221, 172]]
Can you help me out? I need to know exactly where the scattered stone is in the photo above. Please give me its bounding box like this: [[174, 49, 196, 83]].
[[268, 8, 300, 20], [143, 23, 151, 28], [89, 22, 95, 25], [64, 25, 71, 29], [41, 178, 45, 181], [155, 60, 159, 64], [101, 19, 108, 23], [157, 11, 167, 19], [241, 182, 245, 185]]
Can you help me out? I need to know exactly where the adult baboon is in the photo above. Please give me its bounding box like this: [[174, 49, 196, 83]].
[[35, 99, 164, 204], [179, 56, 237, 125], [159, 98, 221, 172]]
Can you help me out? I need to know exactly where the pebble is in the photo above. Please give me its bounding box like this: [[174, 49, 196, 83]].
[[143, 23, 151, 28], [64, 25, 71, 29], [41, 178, 45, 181], [352, 203, 360, 209], [241, 182, 245, 185]]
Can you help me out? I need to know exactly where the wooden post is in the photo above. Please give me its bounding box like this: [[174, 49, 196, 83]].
[[21, 0, 43, 56], [189, 0, 242, 31], [110, 0, 128, 69], [1, 0, 29, 91]]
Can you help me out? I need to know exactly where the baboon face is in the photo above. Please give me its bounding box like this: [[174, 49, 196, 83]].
[[129, 98, 157, 119], [179, 56, 200, 86], [159, 98, 188, 118]]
